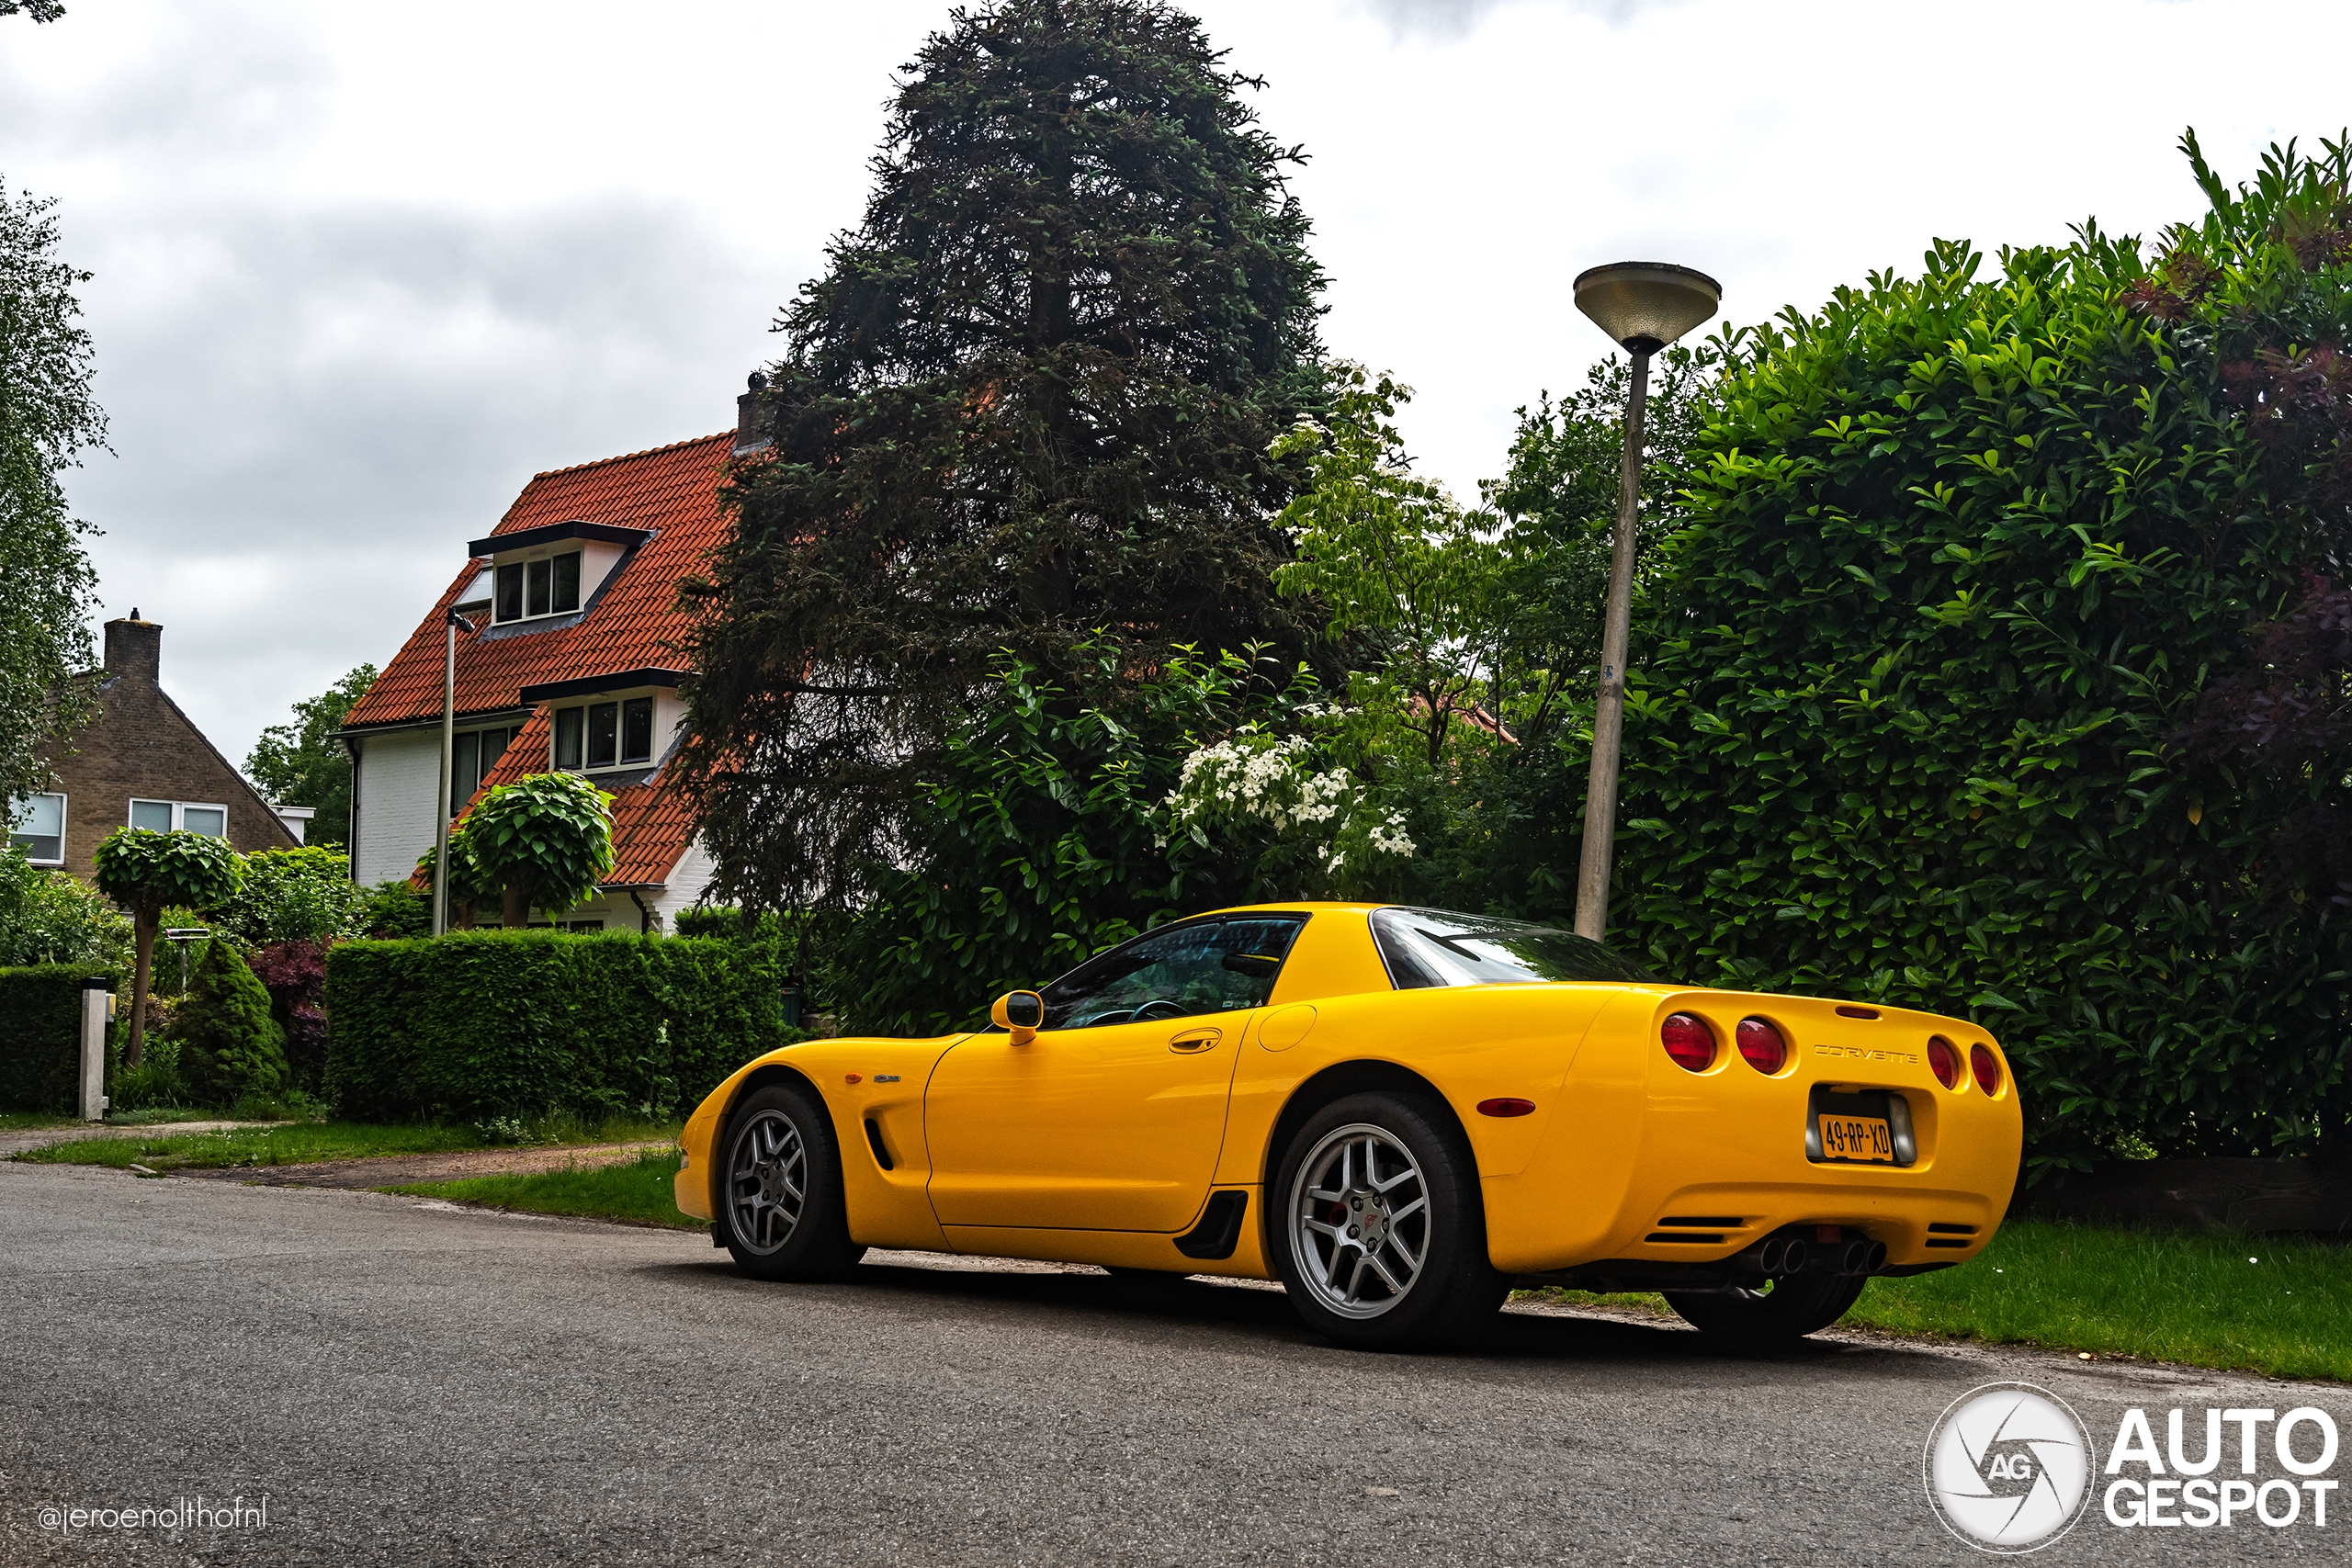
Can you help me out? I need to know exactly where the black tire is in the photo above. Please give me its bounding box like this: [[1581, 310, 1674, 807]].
[[1270, 1091, 1508, 1350], [1663, 1274, 1868, 1348], [718, 1081, 865, 1281]]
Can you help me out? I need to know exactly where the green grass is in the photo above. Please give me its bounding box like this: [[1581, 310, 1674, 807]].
[[1520, 1219, 2352, 1382], [388, 1145, 702, 1229], [0, 1111, 81, 1131], [12, 1112, 683, 1172]]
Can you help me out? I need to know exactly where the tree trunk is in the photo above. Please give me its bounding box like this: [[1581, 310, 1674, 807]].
[[503, 883, 527, 930], [454, 899, 474, 931], [128, 908, 156, 1067]]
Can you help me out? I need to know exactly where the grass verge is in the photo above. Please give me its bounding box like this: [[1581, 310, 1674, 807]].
[[1519, 1218, 2352, 1382], [13, 1112, 684, 1172], [388, 1145, 702, 1229]]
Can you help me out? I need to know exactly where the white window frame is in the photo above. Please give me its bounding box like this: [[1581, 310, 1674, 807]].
[[491, 547, 584, 625], [9, 791, 67, 865], [128, 798, 230, 837]]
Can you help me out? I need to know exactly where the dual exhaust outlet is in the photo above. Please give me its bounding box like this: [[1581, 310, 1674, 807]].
[[1740, 1230, 1887, 1278]]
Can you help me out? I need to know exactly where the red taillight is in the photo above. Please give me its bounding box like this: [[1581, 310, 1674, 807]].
[[1661, 1012, 1715, 1072], [1971, 1043, 2002, 1096], [1928, 1036, 1962, 1089], [1736, 1017, 1787, 1074]]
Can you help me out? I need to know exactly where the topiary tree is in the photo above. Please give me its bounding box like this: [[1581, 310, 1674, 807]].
[[175, 934, 288, 1107], [90, 827, 240, 1065], [459, 772, 615, 929]]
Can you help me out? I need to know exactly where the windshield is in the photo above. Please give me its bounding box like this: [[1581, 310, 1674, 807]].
[[1370, 906, 1661, 989]]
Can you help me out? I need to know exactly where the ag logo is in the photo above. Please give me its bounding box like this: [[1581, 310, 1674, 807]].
[[1924, 1382, 2095, 1552]]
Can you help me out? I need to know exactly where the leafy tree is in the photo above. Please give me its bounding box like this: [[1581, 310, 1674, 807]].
[[1269, 363, 1498, 768], [204, 845, 365, 947], [356, 877, 430, 940], [1, 180, 104, 808], [90, 828, 241, 1065], [837, 639, 1294, 1034], [243, 665, 375, 849], [458, 772, 616, 928], [678, 0, 1329, 912], [1615, 131, 2352, 1173], [0, 841, 130, 967], [0, 3, 68, 21], [175, 935, 288, 1107]]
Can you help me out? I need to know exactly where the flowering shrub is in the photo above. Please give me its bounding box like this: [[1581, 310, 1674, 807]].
[[1160, 724, 1414, 898]]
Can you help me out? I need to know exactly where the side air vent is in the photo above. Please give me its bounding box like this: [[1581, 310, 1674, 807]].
[[1928, 1223, 1978, 1234], [1645, 1232, 1725, 1245], [863, 1118, 895, 1171], [1658, 1215, 1744, 1228]]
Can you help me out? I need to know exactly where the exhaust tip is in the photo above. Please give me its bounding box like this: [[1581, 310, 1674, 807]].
[[1863, 1239, 1888, 1273]]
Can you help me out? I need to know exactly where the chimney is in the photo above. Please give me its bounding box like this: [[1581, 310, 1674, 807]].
[[104, 612, 162, 684], [733, 370, 775, 456]]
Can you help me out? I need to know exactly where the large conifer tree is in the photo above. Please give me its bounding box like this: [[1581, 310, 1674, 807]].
[[680, 0, 1328, 908]]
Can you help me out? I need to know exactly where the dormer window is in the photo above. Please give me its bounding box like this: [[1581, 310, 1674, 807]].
[[553, 696, 654, 771], [493, 550, 582, 623]]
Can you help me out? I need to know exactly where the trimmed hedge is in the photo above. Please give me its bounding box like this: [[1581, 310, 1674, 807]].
[[323, 931, 790, 1121], [0, 964, 119, 1112]]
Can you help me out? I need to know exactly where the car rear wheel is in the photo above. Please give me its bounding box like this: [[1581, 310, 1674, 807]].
[[1662, 1273, 1868, 1348], [719, 1082, 865, 1281], [1272, 1091, 1507, 1350]]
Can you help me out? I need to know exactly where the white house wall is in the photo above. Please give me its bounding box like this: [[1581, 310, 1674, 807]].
[[353, 728, 446, 887]]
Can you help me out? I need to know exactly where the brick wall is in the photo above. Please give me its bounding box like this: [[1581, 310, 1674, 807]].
[[39, 616, 300, 878]]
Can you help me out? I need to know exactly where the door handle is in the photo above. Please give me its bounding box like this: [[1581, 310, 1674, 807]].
[[1169, 1029, 1220, 1055]]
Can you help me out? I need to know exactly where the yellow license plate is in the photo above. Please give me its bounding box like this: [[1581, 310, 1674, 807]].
[[1818, 1113, 1895, 1164]]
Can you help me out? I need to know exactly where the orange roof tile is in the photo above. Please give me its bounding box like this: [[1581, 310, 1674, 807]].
[[343, 433, 732, 730]]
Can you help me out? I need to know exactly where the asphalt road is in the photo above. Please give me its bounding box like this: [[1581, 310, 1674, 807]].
[[4, 1160, 2346, 1567]]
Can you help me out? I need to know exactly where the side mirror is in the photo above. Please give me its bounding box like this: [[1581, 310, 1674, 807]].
[[990, 990, 1045, 1046]]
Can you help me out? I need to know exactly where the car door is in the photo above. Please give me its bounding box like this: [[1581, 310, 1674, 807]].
[[923, 914, 1306, 1234]]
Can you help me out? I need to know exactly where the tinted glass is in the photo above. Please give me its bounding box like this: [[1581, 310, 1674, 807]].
[[586, 703, 617, 768], [129, 799, 173, 832], [451, 731, 479, 802], [10, 792, 62, 862], [551, 551, 582, 613], [1370, 906, 1660, 988], [526, 558, 552, 617], [1039, 915, 1308, 1030], [554, 706, 583, 769], [182, 807, 226, 838], [620, 697, 653, 763], [495, 563, 524, 622]]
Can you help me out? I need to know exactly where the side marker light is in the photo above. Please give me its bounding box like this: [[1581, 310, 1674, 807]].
[[1476, 1098, 1536, 1117]]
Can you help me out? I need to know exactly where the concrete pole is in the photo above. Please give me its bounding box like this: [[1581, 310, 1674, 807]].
[[433, 615, 458, 938], [1573, 347, 1652, 942], [79, 976, 111, 1122]]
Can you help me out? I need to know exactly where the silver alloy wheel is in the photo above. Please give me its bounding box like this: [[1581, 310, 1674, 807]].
[[1288, 1122, 1431, 1320], [727, 1108, 808, 1256]]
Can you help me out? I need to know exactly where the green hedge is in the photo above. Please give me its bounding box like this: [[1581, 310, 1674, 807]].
[[0, 964, 119, 1112], [322, 931, 790, 1121]]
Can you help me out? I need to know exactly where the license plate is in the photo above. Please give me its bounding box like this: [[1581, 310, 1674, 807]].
[[1817, 1112, 1895, 1165]]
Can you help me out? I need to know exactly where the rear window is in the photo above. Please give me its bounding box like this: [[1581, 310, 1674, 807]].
[[1370, 906, 1661, 989]]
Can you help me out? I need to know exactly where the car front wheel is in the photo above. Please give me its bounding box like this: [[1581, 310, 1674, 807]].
[[1272, 1091, 1507, 1350], [718, 1082, 865, 1281]]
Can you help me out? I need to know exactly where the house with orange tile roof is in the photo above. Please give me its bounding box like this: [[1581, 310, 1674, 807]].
[[336, 394, 765, 931]]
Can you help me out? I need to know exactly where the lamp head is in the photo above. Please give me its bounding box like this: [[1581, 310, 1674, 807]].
[[1574, 262, 1721, 355]]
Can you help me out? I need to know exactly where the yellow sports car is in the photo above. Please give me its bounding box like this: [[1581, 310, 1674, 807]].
[[674, 903, 2022, 1349]]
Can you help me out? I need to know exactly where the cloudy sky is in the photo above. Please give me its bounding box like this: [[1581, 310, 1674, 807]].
[[5, 0, 2348, 769]]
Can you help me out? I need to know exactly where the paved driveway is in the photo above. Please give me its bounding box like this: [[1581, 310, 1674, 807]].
[[3, 1160, 2344, 1566]]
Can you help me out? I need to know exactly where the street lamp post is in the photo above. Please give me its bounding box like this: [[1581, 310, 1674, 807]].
[[431, 609, 476, 937], [1570, 262, 1722, 942]]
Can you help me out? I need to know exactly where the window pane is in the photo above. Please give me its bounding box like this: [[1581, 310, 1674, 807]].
[[551, 551, 582, 613], [452, 731, 480, 804], [554, 707, 584, 770], [130, 799, 173, 831], [495, 563, 524, 621], [1368, 907, 1659, 988], [182, 807, 226, 837], [586, 703, 617, 768], [526, 558, 551, 617], [620, 698, 653, 763], [1038, 916, 1306, 1030], [13, 793, 62, 836]]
